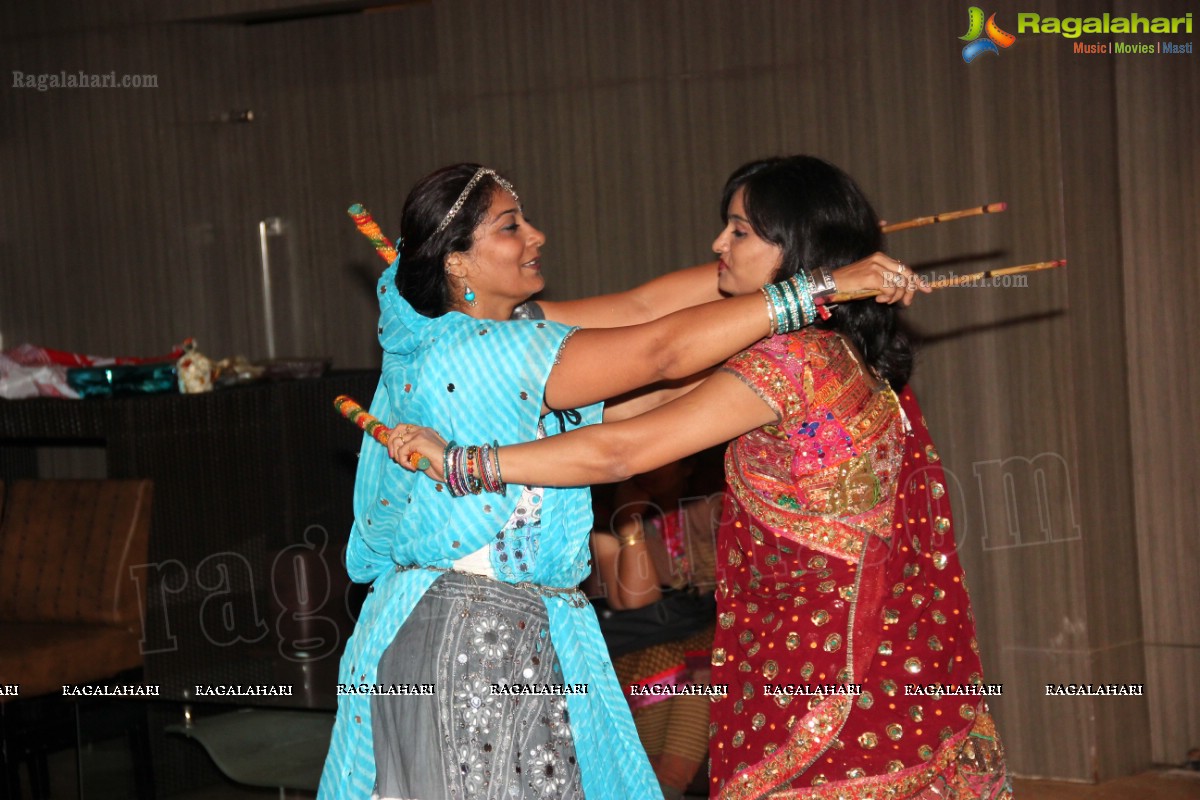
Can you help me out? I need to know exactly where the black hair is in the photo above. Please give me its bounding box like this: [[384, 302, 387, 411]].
[[720, 156, 914, 389], [394, 163, 511, 317]]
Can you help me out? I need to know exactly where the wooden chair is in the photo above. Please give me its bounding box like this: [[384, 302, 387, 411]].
[[0, 479, 154, 799]]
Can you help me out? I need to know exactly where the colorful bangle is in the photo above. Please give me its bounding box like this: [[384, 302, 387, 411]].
[[443, 440, 462, 497], [490, 442, 506, 495], [452, 445, 469, 496], [478, 442, 506, 496], [768, 277, 799, 331], [467, 445, 484, 495], [762, 282, 787, 334], [796, 272, 818, 327], [784, 279, 805, 329], [478, 443, 494, 492], [454, 445, 469, 498], [782, 280, 801, 331], [474, 447, 487, 494], [476, 444, 491, 494], [764, 273, 820, 333], [442, 442, 507, 497], [464, 445, 476, 494], [761, 288, 779, 334]]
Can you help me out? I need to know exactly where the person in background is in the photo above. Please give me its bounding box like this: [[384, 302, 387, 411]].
[[587, 455, 723, 800]]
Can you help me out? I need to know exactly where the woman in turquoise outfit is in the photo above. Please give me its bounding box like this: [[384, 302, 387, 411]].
[[318, 163, 913, 800]]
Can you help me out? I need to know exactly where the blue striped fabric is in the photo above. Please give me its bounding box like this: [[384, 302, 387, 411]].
[[318, 261, 660, 799]]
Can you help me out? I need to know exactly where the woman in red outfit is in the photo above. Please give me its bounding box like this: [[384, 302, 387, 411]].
[[397, 156, 1011, 798]]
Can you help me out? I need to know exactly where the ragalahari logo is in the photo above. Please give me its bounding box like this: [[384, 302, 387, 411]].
[[960, 7, 1017, 62]]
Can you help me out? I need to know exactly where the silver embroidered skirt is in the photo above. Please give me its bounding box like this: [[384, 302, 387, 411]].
[[372, 571, 584, 800]]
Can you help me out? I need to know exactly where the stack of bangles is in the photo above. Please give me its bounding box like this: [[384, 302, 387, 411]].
[[443, 441, 506, 497], [762, 268, 837, 335]]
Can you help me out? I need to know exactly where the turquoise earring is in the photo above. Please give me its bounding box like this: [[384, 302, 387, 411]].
[[447, 259, 477, 307]]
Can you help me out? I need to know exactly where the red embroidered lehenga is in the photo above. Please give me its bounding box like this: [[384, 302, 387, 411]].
[[709, 329, 1011, 799]]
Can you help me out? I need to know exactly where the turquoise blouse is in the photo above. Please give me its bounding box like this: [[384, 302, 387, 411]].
[[318, 261, 659, 798]]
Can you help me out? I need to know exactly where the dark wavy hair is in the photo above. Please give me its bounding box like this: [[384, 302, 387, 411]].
[[721, 156, 914, 389], [394, 163, 512, 317]]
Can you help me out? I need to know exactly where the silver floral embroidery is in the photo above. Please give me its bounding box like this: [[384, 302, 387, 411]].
[[471, 613, 515, 662], [380, 562, 582, 798], [455, 674, 497, 732], [528, 744, 568, 797], [547, 696, 572, 741], [458, 746, 488, 794]]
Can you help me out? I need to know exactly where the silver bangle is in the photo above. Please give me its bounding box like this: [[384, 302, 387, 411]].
[[809, 266, 839, 299]]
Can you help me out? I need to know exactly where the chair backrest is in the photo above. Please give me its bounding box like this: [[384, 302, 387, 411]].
[[0, 479, 153, 627]]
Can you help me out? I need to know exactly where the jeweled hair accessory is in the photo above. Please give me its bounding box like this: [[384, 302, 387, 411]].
[[434, 167, 520, 235]]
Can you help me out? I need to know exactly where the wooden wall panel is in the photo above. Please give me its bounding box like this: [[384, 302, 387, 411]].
[[890, 26, 1087, 780], [2, 0, 1194, 781], [1115, 0, 1200, 765], [1, 4, 442, 367], [1054, 0, 1149, 777]]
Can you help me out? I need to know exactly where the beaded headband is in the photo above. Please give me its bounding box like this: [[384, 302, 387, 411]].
[[434, 167, 521, 235]]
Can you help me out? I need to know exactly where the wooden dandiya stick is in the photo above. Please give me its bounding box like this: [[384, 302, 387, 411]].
[[819, 259, 1066, 304], [334, 395, 391, 445], [881, 202, 1007, 234], [334, 395, 431, 469], [347, 203, 398, 263]]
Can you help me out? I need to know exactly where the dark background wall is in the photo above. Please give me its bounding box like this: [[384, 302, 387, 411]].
[[2, 0, 1196, 781]]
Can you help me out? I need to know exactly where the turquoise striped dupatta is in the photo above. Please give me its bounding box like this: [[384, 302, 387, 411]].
[[319, 260, 659, 799]]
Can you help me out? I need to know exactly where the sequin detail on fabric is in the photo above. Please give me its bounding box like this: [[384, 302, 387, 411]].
[[372, 573, 583, 799], [709, 331, 1009, 797]]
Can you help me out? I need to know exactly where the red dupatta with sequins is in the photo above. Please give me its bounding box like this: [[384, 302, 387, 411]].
[[708, 330, 1009, 799]]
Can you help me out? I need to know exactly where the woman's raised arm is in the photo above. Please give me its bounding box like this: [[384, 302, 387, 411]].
[[539, 291, 770, 413], [538, 253, 924, 329], [539, 262, 723, 328], [394, 370, 776, 489]]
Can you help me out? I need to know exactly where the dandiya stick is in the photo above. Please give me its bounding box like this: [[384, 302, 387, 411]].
[[334, 395, 391, 445], [347, 203, 397, 263], [334, 395, 430, 469], [820, 259, 1066, 304], [882, 203, 1007, 234]]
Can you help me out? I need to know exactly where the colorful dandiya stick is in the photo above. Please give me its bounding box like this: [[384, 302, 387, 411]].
[[334, 395, 431, 470], [881, 202, 1007, 234], [819, 259, 1066, 304], [334, 395, 391, 444], [347, 204, 398, 263]]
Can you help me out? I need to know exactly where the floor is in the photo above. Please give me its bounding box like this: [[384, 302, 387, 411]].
[[25, 738, 298, 800], [176, 769, 1200, 799], [1013, 770, 1200, 800], [22, 738, 1200, 799]]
